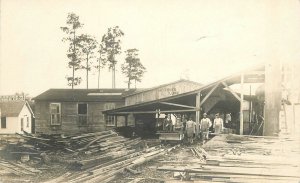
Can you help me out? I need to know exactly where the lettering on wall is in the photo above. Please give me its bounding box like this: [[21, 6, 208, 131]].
[[158, 87, 179, 96]]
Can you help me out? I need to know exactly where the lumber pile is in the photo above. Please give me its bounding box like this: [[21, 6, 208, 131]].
[[157, 134, 300, 182], [1, 130, 142, 157], [0, 130, 147, 179], [44, 145, 179, 183]]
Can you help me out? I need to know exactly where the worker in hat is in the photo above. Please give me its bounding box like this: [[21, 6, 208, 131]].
[[185, 117, 196, 144], [213, 113, 223, 134], [200, 113, 212, 143]]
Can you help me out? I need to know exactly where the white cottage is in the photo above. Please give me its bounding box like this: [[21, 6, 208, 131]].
[[0, 101, 34, 134]]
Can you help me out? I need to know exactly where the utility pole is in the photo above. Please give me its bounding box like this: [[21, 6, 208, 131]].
[[263, 61, 281, 136], [263, 1, 282, 136]]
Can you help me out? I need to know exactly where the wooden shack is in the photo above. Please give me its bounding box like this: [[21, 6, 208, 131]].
[[33, 89, 137, 134]]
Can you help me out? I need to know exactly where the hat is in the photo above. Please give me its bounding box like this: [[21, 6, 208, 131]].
[[203, 113, 207, 116]]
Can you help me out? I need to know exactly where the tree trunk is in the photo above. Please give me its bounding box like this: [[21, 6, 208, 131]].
[[72, 31, 76, 89], [128, 65, 131, 89], [98, 58, 101, 89], [72, 66, 74, 89], [86, 54, 89, 89], [128, 79, 131, 89], [112, 65, 115, 88]]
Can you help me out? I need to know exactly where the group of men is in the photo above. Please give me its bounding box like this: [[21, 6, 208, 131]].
[[181, 113, 224, 144], [160, 112, 224, 144]]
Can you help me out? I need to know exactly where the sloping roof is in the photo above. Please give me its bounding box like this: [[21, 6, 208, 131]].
[[33, 88, 140, 102], [124, 79, 203, 97], [105, 65, 265, 114], [0, 101, 26, 117]]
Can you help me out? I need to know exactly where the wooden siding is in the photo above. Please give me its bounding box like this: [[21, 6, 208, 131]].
[[35, 101, 125, 134], [125, 81, 201, 106]]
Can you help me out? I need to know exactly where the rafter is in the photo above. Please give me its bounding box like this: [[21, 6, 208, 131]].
[[159, 102, 196, 109], [221, 81, 241, 102], [200, 82, 220, 106]]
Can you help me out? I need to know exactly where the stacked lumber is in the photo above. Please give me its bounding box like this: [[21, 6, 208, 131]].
[[1, 130, 143, 157], [44, 145, 180, 183], [0, 130, 147, 179], [157, 134, 300, 182]]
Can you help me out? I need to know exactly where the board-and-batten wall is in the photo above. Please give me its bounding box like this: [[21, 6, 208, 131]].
[[34, 101, 124, 134], [125, 81, 201, 106]]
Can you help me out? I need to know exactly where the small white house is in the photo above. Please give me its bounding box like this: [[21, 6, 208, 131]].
[[0, 101, 34, 134]]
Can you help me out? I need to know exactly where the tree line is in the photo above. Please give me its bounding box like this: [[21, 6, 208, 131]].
[[61, 13, 146, 89]]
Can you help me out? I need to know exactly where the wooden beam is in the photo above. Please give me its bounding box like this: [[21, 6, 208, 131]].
[[221, 81, 241, 102], [108, 109, 197, 115], [240, 73, 244, 135], [196, 92, 201, 123], [159, 102, 196, 109], [125, 115, 128, 127], [200, 82, 220, 106]]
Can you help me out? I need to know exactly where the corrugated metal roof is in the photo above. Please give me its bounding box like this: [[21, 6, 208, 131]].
[[0, 101, 26, 117], [33, 89, 140, 102]]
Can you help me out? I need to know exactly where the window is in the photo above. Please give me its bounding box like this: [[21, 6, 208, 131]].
[[26, 117, 29, 127], [21, 118, 24, 131], [1, 117, 6, 128], [78, 103, 88, 126], [50, 103, 61, 125], [104, 103, 116, 126]]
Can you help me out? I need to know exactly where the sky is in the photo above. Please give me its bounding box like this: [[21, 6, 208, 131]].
[[1, 0, 300, 97]]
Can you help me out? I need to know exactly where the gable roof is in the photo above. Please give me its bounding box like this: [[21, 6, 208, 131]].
[[33, 88, 140, 102], [124, 79, 203, 97], [0, 101, 29, 117]]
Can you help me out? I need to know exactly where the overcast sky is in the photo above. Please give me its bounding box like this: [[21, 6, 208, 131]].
[[1, 0, 300, 97]]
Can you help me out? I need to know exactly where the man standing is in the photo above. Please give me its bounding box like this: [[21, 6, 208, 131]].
[[164, 114, 172, 132], [200, 113, 212, 142], [213, 113, 223, 134], [195, 117, 200, 140], [186, 117, 195, 144]]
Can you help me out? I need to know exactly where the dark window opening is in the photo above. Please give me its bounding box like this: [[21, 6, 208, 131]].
[[1, 117, 6, 128], [78, 103, 88, 126], [104, 103, 116, 126], [50, 103, 61, 125]]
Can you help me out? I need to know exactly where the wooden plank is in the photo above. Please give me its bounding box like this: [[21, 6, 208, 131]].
[[200, 82, 220, 106], [159, 101, 196, 109], [240, 73, 244, 135], [221, 81, 241, 101], [112, 109, 197, 115]]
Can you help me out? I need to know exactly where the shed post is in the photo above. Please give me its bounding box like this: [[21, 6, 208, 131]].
[[196, 92, 201, 123], [240, 73, 244, 135], [125, 115, 128, 127]]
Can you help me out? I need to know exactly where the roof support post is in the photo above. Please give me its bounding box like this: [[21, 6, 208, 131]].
[[240, 73, 244, 135], [196, 92, 201, 123], [125, 115, 128, 127]]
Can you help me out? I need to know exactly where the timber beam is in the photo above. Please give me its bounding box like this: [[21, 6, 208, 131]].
[[221, 81, 241, 102], [200, 82, 220, 106], [159, 102, 196, 109], [107, 109, 197, 115]]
